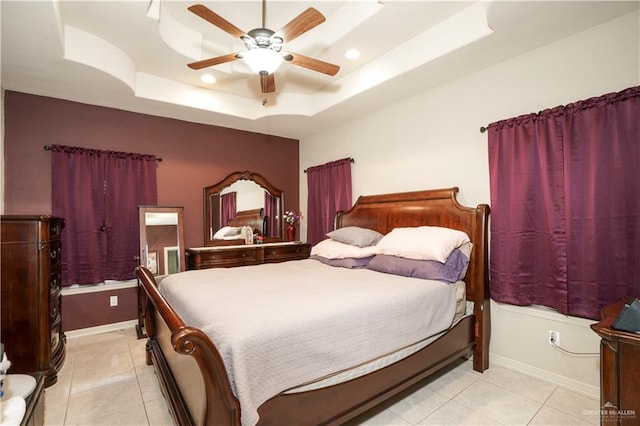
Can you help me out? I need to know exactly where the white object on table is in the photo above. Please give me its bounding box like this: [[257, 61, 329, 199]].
[[0, 396, 26, 425]]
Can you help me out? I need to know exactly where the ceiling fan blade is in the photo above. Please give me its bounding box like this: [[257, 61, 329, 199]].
[[188, 53, 241, 70], [188, 4, 246, 39], [260, 73, 276, 93], [275, 8, 325, 43], [285, 53, 340, 76]]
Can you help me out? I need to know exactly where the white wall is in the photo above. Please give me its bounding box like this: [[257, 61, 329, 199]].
[[299, 11, 640, 397], [221, 180, 265, 212]]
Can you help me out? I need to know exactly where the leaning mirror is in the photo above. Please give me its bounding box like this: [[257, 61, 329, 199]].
[[137, 205, 185, 338], [138, 206, 185, 275], [204, 171, 284, 246]]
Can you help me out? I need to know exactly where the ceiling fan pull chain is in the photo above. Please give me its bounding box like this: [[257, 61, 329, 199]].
[[262, 0, 266, 28]]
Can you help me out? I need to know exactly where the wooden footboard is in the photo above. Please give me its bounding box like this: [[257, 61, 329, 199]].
[[257, 316, 475, 425], [137, 187, 490, 426], [138, 266, 241, 425]]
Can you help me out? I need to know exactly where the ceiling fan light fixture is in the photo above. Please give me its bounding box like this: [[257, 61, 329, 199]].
[[345, 48, 361, 60], [243, 48, 283, 75], [200, 73, 216, 84]]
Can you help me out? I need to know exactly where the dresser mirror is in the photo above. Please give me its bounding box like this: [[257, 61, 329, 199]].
[[204, 171, 284, 246]]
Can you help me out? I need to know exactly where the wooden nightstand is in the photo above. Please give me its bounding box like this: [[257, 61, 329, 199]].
[[591, 299, 640, 425], [186, 242, 310, 270]]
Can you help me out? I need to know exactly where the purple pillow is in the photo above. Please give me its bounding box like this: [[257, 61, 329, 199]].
[[310, 254, 374, 269], [366, 248, 470, 283]]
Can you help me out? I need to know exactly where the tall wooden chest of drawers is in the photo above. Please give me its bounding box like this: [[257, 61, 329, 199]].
[[1, 215, 66, 387]]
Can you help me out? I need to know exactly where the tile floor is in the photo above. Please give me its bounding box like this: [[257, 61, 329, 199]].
[[44, 327, 601, 425]]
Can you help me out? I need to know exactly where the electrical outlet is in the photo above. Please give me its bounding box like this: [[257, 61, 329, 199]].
[[110, 295, 118, 307], [548, 330, 560, 346]]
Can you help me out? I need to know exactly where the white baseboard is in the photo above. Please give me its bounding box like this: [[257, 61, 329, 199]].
[[64, 320, 138, 339], [490, 352, 599, 399]]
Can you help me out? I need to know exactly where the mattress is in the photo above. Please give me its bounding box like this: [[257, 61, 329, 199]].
[[159, 259, 459, 426]]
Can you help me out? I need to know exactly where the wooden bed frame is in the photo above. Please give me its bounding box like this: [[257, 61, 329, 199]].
[[210, 208, 267, 246], [228, 208, 266, 235], [137, 188, 490, 426]]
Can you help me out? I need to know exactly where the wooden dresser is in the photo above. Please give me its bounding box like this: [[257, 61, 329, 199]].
[[186, 242, 311, 270], [1, 216, 66, 387], [591, 299, 640, 425]]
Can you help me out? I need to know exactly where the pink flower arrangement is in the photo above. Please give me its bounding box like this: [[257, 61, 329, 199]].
[[283, 210, 302, 225]]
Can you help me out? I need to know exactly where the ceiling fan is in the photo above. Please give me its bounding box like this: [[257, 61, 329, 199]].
[[187, 2, 340, 94]]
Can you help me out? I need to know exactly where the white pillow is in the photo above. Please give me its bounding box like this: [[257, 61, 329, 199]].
[[375, 226, 470, 262], [311, 238, 380, 259], [213, 226, 240, 239]]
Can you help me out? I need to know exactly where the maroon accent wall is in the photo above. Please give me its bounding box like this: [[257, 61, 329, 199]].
[[61, 287, 138, 332], [4, 90, 300, 331], [3, 91, 300, 248]]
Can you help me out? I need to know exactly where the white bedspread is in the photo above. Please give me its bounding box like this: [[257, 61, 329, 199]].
[[159, 259, 457, 426]]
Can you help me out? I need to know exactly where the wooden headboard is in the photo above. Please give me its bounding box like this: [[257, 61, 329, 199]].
[[228, 208, 266, 235], [335, 187, 491, 370]]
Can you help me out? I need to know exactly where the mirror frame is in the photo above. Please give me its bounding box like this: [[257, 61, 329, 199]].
[[138, 206, 185, 274], [204, 170, 284, 246]]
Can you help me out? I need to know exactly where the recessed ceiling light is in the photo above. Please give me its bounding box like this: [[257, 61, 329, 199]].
[[344, 49, 360, 60], [201, 74, 216, 84]]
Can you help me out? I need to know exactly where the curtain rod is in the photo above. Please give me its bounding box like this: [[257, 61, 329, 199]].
[[304, 157, 354, 173], [480, 126, 488, 133], [43, 145, 163, 162]]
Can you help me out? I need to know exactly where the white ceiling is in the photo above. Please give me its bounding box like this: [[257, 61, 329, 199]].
[[2, 1, 638, 139]]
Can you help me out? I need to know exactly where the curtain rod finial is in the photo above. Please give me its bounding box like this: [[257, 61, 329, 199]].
[[480, 126, 488, 133]]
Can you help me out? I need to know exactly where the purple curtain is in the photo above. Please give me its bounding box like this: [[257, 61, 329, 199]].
[[221, 192, 236, 227], [103, 152, 158, 280], [488, 86, 640, 319], [51, 147, 107, 286], [264, 191, 279, 237], [51, 145, 157, 286], [306, 158, 352, 246]]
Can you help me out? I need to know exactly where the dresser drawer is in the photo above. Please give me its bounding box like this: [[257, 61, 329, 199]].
[[263, 244, 310, 263], [198, 248, 257, 268]]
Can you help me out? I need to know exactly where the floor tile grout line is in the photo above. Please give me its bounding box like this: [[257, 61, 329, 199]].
[[53, 329, 598, 426], [59, 333, 143, 425], [524, 384, 560, 426], [130, 339, 154, 426]]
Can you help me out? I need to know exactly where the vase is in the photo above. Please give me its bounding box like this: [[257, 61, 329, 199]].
[[286, 224, 296, 242]]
